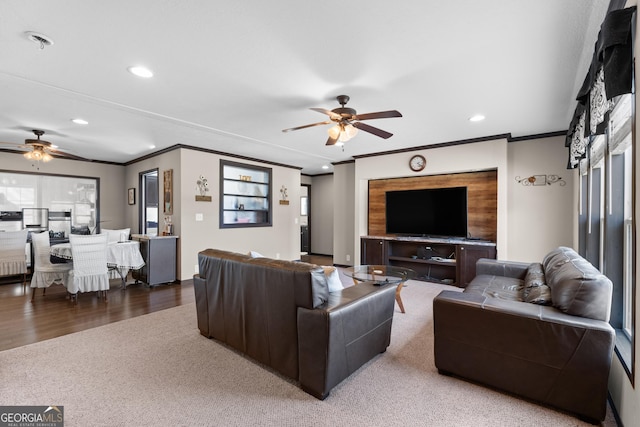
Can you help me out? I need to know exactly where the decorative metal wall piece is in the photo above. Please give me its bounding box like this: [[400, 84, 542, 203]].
[[279, 185, 289, 205], [515, 175, 566, 186]]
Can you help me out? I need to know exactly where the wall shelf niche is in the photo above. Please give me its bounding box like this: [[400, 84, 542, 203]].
[[219, 160, 272, 228]]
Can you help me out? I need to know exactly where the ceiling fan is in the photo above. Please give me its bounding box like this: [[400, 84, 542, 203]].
[[0, 130, 86, 162], [282, 95, 402, 145]]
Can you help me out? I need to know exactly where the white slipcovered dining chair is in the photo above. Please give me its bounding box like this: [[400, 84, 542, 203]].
[[68, 233, 110, 303], [0, 229, 29, 289], [30, 231, 72, 301]]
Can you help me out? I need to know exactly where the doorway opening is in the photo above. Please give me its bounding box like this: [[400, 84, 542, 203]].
[[300, 184, 310, 255], [140, 169, 158, 236]]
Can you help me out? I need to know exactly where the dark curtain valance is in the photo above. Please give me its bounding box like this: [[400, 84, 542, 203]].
[[566, 6, 636, 169]]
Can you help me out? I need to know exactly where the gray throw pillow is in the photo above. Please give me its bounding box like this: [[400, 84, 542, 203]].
[[523, 263, 552, 305]]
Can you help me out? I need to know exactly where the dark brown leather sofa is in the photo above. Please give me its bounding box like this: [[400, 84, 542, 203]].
[[193, 248, 397, 399], [433, 247, 615, 423]]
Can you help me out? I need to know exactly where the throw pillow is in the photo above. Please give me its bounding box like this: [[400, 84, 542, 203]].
[[322, 266, 344, 292], [523, 263, 552, 305], [102, 228, 130, 243]]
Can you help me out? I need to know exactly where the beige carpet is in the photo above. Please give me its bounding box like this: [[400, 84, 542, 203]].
[[0, 280, 617, 427]]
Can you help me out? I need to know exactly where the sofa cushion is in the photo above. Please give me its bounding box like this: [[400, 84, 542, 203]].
[[465, 275, 524, 302], [543, 247, 613, 321], [523, 263, 552, 305]]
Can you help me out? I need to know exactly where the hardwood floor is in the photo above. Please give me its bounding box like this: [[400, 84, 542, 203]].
[[0, 277, 194, 352], [300, 254, 333, 265], [0, 254, 333, 353]]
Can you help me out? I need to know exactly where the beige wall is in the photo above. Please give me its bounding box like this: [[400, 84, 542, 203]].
[[309, 174, 334, 256], [126, 148, 302, 280], [0, 152, 126, 229], [332, 163, 354, 264], [320, 137, 575, 267], [177, 149, 301, 279], [352, 138, 510, 264], [507, 136, 574, 262]]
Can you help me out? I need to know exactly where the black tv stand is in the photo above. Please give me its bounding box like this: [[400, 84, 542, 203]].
[[360, 236, 497, 288]]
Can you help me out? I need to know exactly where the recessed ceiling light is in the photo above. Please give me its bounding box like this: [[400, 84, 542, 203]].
[[322, 165, 329, 170], [469, 114, 485, 122], [128, 66, 154, 78], [71, 118, 88, 125]]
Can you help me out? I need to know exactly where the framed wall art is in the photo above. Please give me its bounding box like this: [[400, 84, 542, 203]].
[[164, 169, 173, 215], [128, 188, 136, 205]]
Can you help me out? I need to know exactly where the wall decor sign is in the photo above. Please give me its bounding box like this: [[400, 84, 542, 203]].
[[164, 169, 173, 214], [196, 174, 212, 201], [128, 188, 136, 205], [279, 185, 289, 205]]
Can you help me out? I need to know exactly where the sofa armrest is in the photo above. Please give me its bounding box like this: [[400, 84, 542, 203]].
[[475, 258, 530, 279], [297, 282, 396, 399], [433, 290, 615, 421]]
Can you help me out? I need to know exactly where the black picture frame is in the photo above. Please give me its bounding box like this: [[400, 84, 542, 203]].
[[128, 188, 136, 205]]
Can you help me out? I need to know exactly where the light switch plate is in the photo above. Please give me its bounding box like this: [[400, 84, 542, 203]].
[[195, 213, 203, 221]]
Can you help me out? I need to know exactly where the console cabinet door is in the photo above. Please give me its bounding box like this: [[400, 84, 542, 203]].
[[361, 238, 386, 265], [456, 244, 497, 287]]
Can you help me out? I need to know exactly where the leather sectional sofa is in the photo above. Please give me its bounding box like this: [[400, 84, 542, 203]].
[[433, 247, 615, 423], [193, 248, 397, 399]]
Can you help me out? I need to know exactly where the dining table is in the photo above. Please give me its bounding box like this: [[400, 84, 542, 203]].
[[50, 240, 145, 289]]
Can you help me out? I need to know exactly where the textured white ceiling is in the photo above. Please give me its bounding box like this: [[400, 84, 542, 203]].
[[0, 0, 610, 174]]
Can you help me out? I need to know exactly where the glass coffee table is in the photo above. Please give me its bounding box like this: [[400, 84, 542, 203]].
[[345, 265, 416, 314]]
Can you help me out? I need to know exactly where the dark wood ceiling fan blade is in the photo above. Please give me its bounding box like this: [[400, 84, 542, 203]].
[[282, 120, 332, 132], [353, 122, 393, 139], [326, 135, 339, 145], [353, 110, 402, 121]]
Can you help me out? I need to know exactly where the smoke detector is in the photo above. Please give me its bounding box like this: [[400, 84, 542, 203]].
[[25, 31, 54, 49]]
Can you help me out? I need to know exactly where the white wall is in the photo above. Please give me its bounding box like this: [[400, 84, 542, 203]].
[[310, 174, 334, 256], [0, 152, 126, 229], [507, 136, 575, 262]]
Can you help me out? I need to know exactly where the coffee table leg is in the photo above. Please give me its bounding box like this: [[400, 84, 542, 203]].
[[396, 282, 406, 313]]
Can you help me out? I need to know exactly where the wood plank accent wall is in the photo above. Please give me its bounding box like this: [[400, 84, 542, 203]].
[[368, 170, 498, 241]]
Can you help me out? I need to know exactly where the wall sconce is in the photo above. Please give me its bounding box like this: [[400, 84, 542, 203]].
[[515, 175, 566, 186]]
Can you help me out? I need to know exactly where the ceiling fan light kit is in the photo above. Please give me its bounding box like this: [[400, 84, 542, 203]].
[[327, 122, 358, 143], [282, 95, 402, 146], [24, 147, 52, 162], [0, 129, 86, 163]]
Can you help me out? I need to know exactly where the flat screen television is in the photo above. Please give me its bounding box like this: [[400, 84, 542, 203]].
[[385, 187, 468, 238]]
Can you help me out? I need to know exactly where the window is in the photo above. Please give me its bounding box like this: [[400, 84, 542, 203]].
[[579, 93, 635, 378], [0, 171, 98, 234], [219, 160, 271, 228]]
